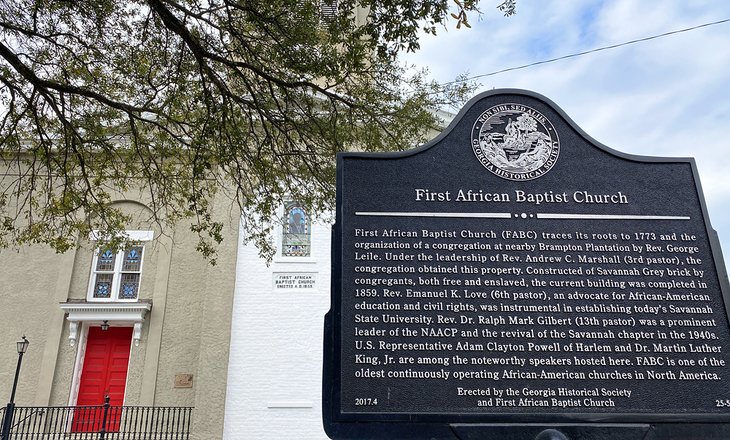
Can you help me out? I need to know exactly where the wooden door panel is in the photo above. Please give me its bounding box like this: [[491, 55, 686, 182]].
[[72, 326, 132, 432]]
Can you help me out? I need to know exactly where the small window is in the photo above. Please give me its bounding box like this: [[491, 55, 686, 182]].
[[89, 246, 144, 301], [282, 201, 311, 257], [320, 0, 338, 23]]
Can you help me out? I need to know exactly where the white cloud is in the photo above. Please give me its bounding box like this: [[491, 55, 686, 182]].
[[402, 0, 730, 256]]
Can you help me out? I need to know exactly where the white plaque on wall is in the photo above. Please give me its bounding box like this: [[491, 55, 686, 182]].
[[273, 272, 317, 291]]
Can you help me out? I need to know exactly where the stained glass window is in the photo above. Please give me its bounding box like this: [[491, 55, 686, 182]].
[[122, 247, 142, 271], [118, 273, 140, 299], [282, 201, 311, 257], [96, 249, 116, 271], [93, 274, 113, 298], [89, 245, 144, 301]]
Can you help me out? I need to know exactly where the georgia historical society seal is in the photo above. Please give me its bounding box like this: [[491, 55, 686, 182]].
[[471, 104, 560, 181]]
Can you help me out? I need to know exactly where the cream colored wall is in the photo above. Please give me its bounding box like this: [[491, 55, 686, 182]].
[[45, 200, 159, 406], [0, 244, 74, 406], [0, 187, 238, 440]]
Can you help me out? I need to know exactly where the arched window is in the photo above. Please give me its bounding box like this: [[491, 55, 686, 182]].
[[282, 201, 311, 257]]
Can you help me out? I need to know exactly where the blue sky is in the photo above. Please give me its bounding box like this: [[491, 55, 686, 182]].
[[402, 0, 730, 261]]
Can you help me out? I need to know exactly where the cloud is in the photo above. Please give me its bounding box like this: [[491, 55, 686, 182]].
[[402, 0, 730, 256]]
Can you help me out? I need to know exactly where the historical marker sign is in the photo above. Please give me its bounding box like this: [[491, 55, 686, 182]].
[[323, 90, 730, 440]]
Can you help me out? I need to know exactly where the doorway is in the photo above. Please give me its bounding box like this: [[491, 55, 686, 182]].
[[72, 326, 132, 432]]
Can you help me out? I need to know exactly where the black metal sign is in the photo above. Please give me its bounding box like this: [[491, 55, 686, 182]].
[[323, 90, 730, 440]]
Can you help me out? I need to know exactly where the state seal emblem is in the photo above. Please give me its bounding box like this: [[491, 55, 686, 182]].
[[471, 104, 560, 181]]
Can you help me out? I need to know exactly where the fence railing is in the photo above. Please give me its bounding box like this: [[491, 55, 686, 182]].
[[0, 399, 192, 440]]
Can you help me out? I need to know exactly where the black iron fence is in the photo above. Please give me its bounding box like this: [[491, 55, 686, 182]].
[[0, 399, 192, 440]]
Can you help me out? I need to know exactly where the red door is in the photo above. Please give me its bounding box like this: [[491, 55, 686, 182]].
[[72, 326, 132, 432]]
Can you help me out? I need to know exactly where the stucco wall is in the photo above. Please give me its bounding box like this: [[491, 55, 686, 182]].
[[0, 244, 74, 406], [0, 189, 238, 440]]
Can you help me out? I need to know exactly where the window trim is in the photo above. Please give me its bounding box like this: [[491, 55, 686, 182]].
[[89, 230, 154, 242]]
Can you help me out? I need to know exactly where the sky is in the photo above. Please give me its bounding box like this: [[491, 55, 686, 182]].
[[401, 0, 730, 263]]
